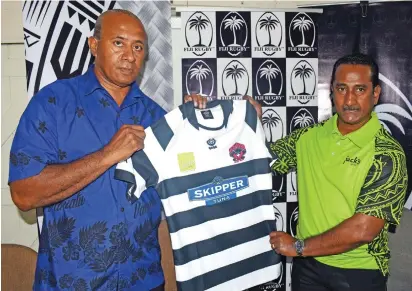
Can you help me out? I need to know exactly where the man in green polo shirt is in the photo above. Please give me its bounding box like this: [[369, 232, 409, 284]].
[[269, 53, 408, 291]]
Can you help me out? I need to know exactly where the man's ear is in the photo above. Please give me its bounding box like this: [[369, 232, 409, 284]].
[[88, 36, 98, 57], [373, 85, 381, 105]]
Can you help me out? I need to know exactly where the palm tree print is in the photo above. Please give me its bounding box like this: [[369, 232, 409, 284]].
[[189, 65, 211, 96], [48, 97, 56, 105], [76, 107, 84, 118], [292, 16, 312, 46], [259, 64, 281, 95], [259, 16, 280, 46], [225, 64, 246, 95], [99, 98, 110, 108], [130, 116, 140, 125], [294, 112, 313, 128], [262, 113, 281, 142], [223, 16, 244, 46], [188, 16, 209, 46], [293, 64, 314, 95]]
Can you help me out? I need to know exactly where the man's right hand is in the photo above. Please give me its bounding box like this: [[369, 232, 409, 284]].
[[102, 124, 146, 165]]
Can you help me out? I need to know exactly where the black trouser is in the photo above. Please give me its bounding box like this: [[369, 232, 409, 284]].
[[150, 282, 165, 291], [291, 257, 387, 291]]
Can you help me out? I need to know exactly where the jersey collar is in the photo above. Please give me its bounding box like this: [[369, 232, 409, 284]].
[[180, 100, 234, 131]]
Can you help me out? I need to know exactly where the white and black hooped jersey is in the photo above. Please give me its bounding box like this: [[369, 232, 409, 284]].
[[115, 100, 281, 291]]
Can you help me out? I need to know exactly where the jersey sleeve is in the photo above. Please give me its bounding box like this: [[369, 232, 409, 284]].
[[355, 149, 408, 225], [115, 127, 161, 203], [268, 127, 309, 175], [9, 87, 58, 183]]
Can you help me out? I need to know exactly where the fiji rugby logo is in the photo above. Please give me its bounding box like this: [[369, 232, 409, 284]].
[[220, 12, 248, 56], [262, 108, 284, 143], [256, 60, 283, 105], [272, 174, 285, 202], [222, 60, 249, 97], [290, 60, 316, 105], [375, 74, 412, 135], [185, 12, 213, 56], [290, 108, 315, 133], [273, 206, 285, 232], [255, 12, 283, 56], [229, 142, 247, 163], [289, 13, 316, 57], [290, 206, 299, 237], [188, 176, 249, 206], [186, 60, 214, 97]]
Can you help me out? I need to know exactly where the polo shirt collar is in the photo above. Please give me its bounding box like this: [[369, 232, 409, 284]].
[[80, 64, 144, 100], [328, 112, 381, 148]]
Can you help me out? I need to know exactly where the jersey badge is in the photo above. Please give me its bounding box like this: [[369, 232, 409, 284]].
[[229, 142, 247, 163]]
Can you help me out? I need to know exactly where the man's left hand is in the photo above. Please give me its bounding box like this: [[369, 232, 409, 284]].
[[269, 231, 297, 257]]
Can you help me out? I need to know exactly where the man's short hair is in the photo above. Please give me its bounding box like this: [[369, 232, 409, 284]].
[[93, 9, 144, 40], [330, 53, 380, 91]]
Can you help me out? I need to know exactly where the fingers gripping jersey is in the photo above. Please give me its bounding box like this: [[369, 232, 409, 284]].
[[115, 100, 281, 291]]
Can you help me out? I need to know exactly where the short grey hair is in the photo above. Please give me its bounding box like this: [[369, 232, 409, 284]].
[[93, 9, 145, 40]]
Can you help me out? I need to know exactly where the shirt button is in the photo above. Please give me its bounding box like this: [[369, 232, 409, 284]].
[[337, 142, 340, 145], [116, 113, 120, 118], [120, 207, 124, 212], [332, 152, 335, 155]]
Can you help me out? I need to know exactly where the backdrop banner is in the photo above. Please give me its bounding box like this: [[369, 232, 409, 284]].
[[21, 0, 173, 233], [178, 7, 321, 291], [315, 2, 412, 210]]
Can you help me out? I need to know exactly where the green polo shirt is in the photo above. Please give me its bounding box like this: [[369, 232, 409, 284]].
[[269, 112, 407, 275]]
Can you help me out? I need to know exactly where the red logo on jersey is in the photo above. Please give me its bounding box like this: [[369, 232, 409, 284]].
[[229, 143, 246, 163]]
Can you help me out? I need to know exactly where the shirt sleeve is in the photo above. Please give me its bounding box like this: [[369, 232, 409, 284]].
[[115, 126, 161, 203], [8, 87, 58, 184], [355, 149, 408, 225], [268, 127, 309, 175]]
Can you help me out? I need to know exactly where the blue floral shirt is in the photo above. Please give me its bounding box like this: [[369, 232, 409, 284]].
[[9, 65, 167, 290]]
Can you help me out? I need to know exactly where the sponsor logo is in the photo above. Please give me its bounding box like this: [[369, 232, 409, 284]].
[[186, 60, 214, 97], [290, 206, 299, 237], [188, 176, 249, 205], [262, 108, 284, 143], [290, 60, 316, 105], [222, 60, 249, 98], [255, 12, 283, 56], [289, 13, 316, 56], [184, 12, 213, 56], [229, 142, 247, 163], [343, 156, 361, 165], [219, 12, 248, 56], [255, 60, 283, 105], [177, 152, 196, 172], [290, 108, 315, 133], [207, 138, 217, 150]]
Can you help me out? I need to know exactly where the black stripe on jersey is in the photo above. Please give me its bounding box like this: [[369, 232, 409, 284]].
[[151, 116, 174, 151], [167, 189, 272, 234], [130, 150, 159, 188], [156, 158, 271, 199], [177, 250, 281, 290], [173, 218, 276, 266], [245, 100, 258, 132]]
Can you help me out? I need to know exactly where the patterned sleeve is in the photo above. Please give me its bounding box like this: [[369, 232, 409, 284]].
[[268, 127, 309, 175], [8, 87, 58, 183], [355, 145, 408, 225]]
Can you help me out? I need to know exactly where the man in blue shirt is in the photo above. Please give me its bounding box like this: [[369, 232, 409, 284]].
[[9, 9, 167, 291]]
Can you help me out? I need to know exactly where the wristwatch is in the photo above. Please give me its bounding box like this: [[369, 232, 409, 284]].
[[294, 239, 305, 257]]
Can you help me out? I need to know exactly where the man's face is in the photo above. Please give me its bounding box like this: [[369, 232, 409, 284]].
[[332, 64, 380, 126], [89, 13, 146, 87]]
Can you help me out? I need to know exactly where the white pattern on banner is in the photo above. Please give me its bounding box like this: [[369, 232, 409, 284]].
[[179, 8, 321, 291]]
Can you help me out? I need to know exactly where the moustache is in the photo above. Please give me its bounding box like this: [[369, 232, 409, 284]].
[[343, 106, 360, 111]]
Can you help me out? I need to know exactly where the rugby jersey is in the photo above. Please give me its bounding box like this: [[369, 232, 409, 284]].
[[115, 100, 281, 291]]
